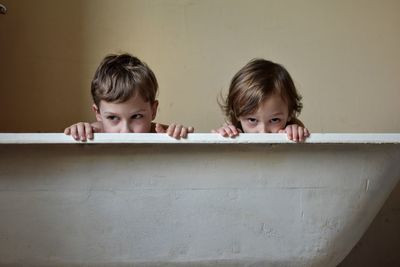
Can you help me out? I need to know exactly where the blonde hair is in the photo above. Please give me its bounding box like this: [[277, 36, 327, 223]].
[[222, 59, 303, 129], [91, 53, 158, 108]]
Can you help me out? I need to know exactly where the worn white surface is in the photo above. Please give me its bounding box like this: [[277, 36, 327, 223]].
[[0, 134, 400, 267], [1, 133, 400, 144]]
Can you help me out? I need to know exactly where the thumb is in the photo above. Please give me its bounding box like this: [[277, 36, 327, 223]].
[[155, 123, 166, 133], [64, 127, 71, 135], [90, 122, 104, 133], [92, 126, 102, 133]]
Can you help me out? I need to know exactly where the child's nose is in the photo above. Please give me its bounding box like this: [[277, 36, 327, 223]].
[[259, 124, 271, 133], [120, 122, 133, 133]]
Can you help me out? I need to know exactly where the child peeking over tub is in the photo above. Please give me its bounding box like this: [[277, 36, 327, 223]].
[[212, 59, 310, 142], [64, 53, 194, 141]]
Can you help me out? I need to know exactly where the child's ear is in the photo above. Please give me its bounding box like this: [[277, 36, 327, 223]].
[[151, 100, 159, 120], [92, 104, 102, 122]]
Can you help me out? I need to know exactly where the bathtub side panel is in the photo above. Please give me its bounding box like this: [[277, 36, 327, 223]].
[[0, 144, 399, 267]]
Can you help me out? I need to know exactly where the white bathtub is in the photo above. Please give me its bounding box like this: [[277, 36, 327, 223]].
[[0, 133, 399, 267]]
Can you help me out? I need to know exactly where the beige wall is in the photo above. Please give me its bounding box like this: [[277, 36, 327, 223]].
[[0, 0, 399, 265], [1, 0, 399, 133]]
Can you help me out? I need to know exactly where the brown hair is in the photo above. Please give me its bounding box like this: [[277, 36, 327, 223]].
[[222, 59, 303, 129], [91, 53, 158, 108]]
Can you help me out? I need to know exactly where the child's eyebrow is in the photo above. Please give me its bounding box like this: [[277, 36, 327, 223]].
[[270, 112, 284, 116], [102, 109, 146, 115], [128, 109, 146, 114], [102, 111, 118, 115]]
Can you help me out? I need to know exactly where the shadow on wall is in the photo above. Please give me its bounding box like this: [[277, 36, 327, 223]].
[[339, 180, 400, 267], [0, 0, 86, 132]]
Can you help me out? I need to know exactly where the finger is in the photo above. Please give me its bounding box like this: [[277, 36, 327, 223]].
[[286, 126, 293, 140], [217, 128, 229, 137], [304, 128, 310, 137], [223, 126, 234, 137], [77, 123, 86, 141], [278, 129, 286, 134], [173, 124, 183, 139], [70, 125, 80, 141], [221, 124, 238, 137], [77, 123, 87, 141], [84, 123, 94, 140], [298, 127, 304, 142], [187, 126, 194, 133], [180, 127, 188, 138], [291, 125, 299, 142], [167, 123, 176, 136], [227, 125, 239, 136]]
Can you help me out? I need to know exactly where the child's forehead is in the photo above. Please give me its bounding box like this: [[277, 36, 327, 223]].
[[262, 93, 288, 106], [99, 95, 151, 113]]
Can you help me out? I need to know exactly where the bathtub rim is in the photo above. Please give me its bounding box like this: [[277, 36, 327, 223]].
[[0, 133, 400, 144]]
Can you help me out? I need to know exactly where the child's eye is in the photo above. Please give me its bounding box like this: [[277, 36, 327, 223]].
[[107, 115, 119, 121], [131, 114, 143, 119], [270, 118, 281, 124], [247, 118, 258, 125]]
